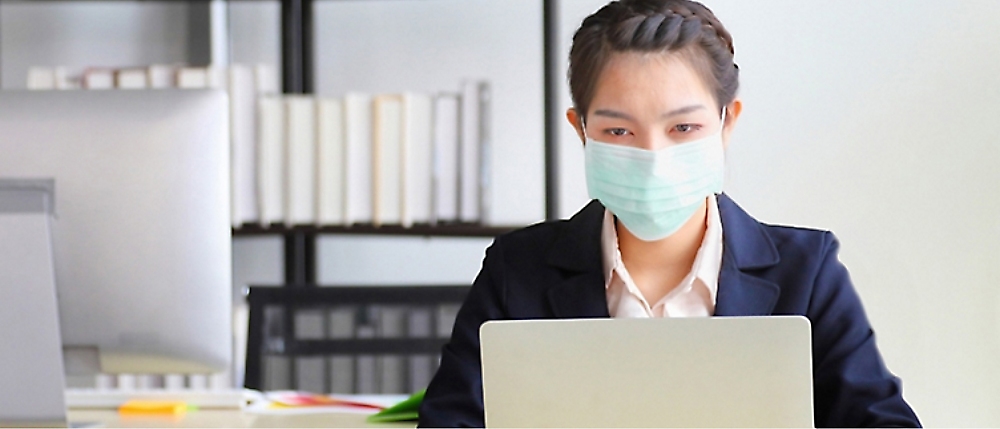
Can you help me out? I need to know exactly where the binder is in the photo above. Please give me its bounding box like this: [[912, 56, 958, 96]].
[[284, 96, 317, 226], [82, 69, 114, 90], [344, 93, 373, 225], [317, 98, 346, 226], [177, 68, 208, 88], [401, 93, 434, 227], [26, 67, 55, 90], [229, 64, 259, 226], [432, 93, 460, 223], [147, 64, 175, 89], [254, 63, 280, 95], [477, 82, 493, 225], [257, 96, 286, 226], [116, 69, 148, 90], [329, 356, 355, 394], [373, 95, 404, 227], [459, 80, 481, 223], [378, 306, 407, 394], [355, 321, 378, 394], [295, 357, 325, 393]]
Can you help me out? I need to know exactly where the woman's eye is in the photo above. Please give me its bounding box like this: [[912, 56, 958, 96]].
[[607, 128, 629, 136], [674, 124, 696, 133]]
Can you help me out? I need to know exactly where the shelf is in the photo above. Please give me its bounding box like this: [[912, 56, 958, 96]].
[[233, 223, 519, 238]]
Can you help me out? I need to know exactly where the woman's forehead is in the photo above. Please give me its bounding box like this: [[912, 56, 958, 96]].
[[590, 51, 716, 114]]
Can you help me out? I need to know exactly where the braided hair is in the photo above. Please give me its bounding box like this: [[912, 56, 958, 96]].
[[569, 0, 739, 120]]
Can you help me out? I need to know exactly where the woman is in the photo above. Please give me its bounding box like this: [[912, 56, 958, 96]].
[[418, 0, 920, 427]]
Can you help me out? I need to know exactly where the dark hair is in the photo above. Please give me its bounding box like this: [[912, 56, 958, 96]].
[[568, 0, 739, 121]]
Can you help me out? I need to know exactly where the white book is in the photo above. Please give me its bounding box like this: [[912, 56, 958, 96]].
[[177, 67, 208, 88], [328, 306, 355, 339], [82, 69, 114, 90], [379, 355, 405, 394], [284, 96, 317, 226], [295, 357, 325, 394], [373, 95, 404, 227], [257, 96, 286, 225], [53, 67, 73, 90], [409, 355, 434, 393], [401, 93, 434, 227], [432, 93, 460, 223], [147, 64, 175, 88], [294, 309, 324, 340], [206, 66, 227, 89], [355, 323, 377, 394], [344, 93, 373, 225], [26, 67, 55, 90], [316, 98, 346, 226], [356, 355, 377, 394], [459, 80, 481, 223], [477, 82, 493, 225], [254, 63, 279, 95], [329, 356, 354, 394], [229, 64, 259, 227], [263, 355, 291, 390], [116, 68, 148, 89]]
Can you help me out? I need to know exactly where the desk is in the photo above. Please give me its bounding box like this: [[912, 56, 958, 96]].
[[68, 409, 415, 428]]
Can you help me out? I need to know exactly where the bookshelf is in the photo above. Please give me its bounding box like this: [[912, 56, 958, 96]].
[[231, 0, 558, 286]]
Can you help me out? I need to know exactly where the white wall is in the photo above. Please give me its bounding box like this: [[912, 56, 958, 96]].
[[557, 0, 1000, 426]]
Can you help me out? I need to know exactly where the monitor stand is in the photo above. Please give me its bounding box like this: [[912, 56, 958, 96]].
[[0, 179, 67, 428]]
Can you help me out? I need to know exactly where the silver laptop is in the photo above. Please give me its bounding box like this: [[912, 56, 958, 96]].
[[480, 316, 813, 428]]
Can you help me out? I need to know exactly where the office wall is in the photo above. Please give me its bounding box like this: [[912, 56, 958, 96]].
[[557, 1, 1000, 426]]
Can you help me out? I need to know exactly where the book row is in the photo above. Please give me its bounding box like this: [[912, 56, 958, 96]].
[[26, 63, 276, 91], [27, 63, 492, 227], [246, 83, 492, 228]]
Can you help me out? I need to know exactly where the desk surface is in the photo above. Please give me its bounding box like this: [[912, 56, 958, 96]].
[[68, 409, 415, 428]]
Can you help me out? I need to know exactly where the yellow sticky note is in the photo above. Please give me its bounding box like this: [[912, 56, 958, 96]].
[[118, 400, 188, 415]]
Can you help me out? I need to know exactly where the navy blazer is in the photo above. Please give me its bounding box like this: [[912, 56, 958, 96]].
[[418, 194, 920, 428]]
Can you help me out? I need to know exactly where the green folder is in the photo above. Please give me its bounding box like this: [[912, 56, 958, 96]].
[[366, 389, 424, 423]]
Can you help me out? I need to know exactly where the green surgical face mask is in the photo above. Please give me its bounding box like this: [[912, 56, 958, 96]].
[[584, 111, 726, 241]]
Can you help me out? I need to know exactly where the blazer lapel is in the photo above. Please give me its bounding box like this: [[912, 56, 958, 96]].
[[545, 200, 611, 318], [714, 194, 782, 316]]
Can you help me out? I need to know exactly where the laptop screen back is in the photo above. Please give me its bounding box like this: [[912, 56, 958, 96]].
[[480, 316, 813, 428]]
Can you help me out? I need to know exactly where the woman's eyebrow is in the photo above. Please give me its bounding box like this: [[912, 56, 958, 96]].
[[592, 109, 634, 120], [661, 104, 705, 118], [591, 104, 706, 121]]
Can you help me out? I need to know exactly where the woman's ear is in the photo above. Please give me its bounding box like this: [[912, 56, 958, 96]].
[[566, 108, 586, 145], [721, 99, 743, 149]]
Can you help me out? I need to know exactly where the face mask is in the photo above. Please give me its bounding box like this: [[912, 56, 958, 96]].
[[584, 111, 726, 241]]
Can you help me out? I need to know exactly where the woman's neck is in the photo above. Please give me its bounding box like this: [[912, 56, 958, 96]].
[[617, 198, 709, 277]]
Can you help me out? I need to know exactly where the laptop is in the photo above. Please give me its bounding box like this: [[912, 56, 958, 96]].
[[480, 316, 813, 428]]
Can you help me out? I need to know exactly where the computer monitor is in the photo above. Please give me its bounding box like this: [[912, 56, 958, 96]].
[[0, 90, 232, 376]]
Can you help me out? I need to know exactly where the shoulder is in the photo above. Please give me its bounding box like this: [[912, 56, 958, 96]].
[[717, 194, 839, 271], [490, 200, 605, 268], [759, 222, 839, 260]]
